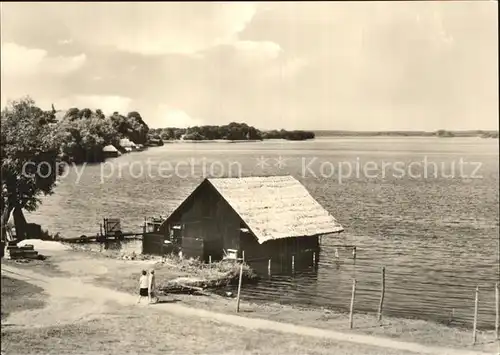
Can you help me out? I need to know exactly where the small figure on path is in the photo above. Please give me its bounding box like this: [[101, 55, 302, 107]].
[[137, 270, 149, 304], [149, 269, 159, 304]]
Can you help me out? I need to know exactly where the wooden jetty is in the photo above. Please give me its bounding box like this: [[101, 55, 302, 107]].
[[61, 218, 146, 243]]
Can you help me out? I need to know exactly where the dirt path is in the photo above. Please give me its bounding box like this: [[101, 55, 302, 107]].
[[1, 264, 496, 355]]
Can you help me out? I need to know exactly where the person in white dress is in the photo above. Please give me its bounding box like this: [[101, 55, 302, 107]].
[[137, 270, 149, 304], [149, 270, 159, 304]]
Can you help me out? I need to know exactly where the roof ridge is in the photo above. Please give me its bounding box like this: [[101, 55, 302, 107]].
[[207, 176, 344, 243]]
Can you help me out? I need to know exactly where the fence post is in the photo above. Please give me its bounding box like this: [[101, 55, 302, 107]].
[[209, 255, 212, 265], [378, 267, 386, 322], [495, 282, 499, 340], [292, 255, 295, 273], [472, 286, 479, 345], [236, 263, 244, 313], [268, 259, 271, 276], [352, 246, 356, 260], [312, 251, 316, 265], [349, 279, 357, 329], [242, 250, 245, 262]]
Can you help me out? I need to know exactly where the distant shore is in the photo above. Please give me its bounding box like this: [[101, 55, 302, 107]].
[[313, 130, 499, 138], [160, 135, 498, 144], [165, 139, 266, 144]]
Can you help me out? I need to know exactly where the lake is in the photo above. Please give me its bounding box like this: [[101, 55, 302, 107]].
[[27, 137, 499, 328]]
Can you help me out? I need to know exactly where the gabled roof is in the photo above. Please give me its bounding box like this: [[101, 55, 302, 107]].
[[168, 175, 344, 244]]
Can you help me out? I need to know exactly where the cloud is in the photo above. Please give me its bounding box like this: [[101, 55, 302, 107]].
[[57, 39, 73, 45], [1, 42, 86, 78], [8, 2, 258, 56], [231, 40, 281, 59], [263, 57, 307, 79], [1, 2, 497, 131], [155, 105, 203, 128]]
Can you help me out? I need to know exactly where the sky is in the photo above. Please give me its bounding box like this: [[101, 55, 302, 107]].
[[1, 2, 498, 131]]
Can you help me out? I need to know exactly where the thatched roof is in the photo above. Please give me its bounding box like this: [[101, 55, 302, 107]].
[[183, 176, 343, 244], [102, 145, 119, 152]]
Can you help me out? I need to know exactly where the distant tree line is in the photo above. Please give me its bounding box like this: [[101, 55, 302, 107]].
[[480, 131, 499, 138], [260, 129, 315, 140], [150, 123, 315, 141], [314, 129, 498, 138], [435, 129, 455, 138]]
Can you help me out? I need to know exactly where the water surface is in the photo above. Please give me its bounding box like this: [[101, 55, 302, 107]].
[[28, 137, 499, 328]]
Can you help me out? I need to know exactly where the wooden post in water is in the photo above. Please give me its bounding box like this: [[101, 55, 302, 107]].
[[292, 255, 295, 273], [312, 251, 316, 265], [495, 282, 499, 340], [352, 247, 357, 260], [268, 259, 271, 276], [236, 263, 244, 313], [472, 286, 479, 345], [242, 250, 245, 262], [449, 308, 455, 325], [377, 267, 386, 322], [209, 255, 212, 265], [349, 279, 357, 329]]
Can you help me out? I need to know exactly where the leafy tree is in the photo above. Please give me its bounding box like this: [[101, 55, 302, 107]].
[[1, 97, 64, 240], [95, 109, 105, 119], [183, 131, 205, 140], [436, 130, 454, 138], [65, 108, 80, 121], [127, 111, 150, 144], [80, 108, 93, 119], [109, 111, 149, 145], [60, 110, 118, 164]]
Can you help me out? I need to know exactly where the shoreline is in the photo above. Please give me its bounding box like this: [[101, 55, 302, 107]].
[[3, 264, 495, 355], [158, 136, 498, 144], [2, 247, 498, 353]]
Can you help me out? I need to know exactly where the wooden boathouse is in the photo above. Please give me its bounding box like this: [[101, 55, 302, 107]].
[[142, 176, 344, 261]]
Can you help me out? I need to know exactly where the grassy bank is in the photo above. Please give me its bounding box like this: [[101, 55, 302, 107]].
[[1, 269, 410, 355], [1, 275, 47, 320], [1, 301, 413, 355], [3, 249, 498, 353]]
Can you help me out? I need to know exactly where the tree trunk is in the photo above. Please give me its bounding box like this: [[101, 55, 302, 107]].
[[13, 206, 27, 241], [0, 203, 14, 242]]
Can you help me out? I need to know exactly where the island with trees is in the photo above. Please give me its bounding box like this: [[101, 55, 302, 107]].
[[149, 124, 316, 142]]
